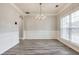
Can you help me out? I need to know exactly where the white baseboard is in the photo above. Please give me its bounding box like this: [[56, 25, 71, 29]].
[[57, 38, 79, 53], [0, 31, 19, 54], [23, 31, 58, 39]]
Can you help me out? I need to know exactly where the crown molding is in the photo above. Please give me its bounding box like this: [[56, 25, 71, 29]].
[[10, 3, 72, 16], [10, 3, 25, 15], [23, 13, 57, 16], [57, 4, 72, 15]]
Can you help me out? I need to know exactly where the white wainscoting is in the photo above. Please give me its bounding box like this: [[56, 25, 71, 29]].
[[23, 31, 58, 39], [0, 31, 19, 54]]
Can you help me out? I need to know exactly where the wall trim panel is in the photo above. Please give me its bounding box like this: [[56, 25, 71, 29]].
[[0, 32, 19, 54], [23, 31, 58, 39]]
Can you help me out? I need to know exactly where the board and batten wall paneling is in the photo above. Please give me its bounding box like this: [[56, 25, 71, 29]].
[[23, 15, 58, 39], [0, 3, 21, 54]]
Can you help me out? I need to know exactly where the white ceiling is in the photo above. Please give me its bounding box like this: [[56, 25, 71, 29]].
[[15, 3, 71, 15]]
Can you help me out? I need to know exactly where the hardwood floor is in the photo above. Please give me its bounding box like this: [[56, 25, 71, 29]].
[[2, 39, 79, 55]]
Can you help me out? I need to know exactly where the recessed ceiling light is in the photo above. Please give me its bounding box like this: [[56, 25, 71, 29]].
[[40, 3, 42, 5], [25, 12, 30, 14]]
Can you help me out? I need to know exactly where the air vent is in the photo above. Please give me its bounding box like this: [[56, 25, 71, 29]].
[[56, 5, 59, 7], [25, 12, 30, 14]]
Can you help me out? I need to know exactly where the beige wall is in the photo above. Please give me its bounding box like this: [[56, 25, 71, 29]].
[[23, 15, 58, 39], [0, 4, 21, 33], [24, 15, 57, 31]]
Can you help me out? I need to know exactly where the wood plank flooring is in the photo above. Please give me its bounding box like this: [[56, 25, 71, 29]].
[[2, 39, 79, 55]]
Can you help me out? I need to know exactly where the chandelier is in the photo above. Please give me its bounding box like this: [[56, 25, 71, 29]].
[[35, 3, 46, 20]]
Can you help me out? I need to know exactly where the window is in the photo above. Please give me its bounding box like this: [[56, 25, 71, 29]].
[[60, 10, 79, 44], [71, 10, 79, 44], [60, 15, 70, 40]]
